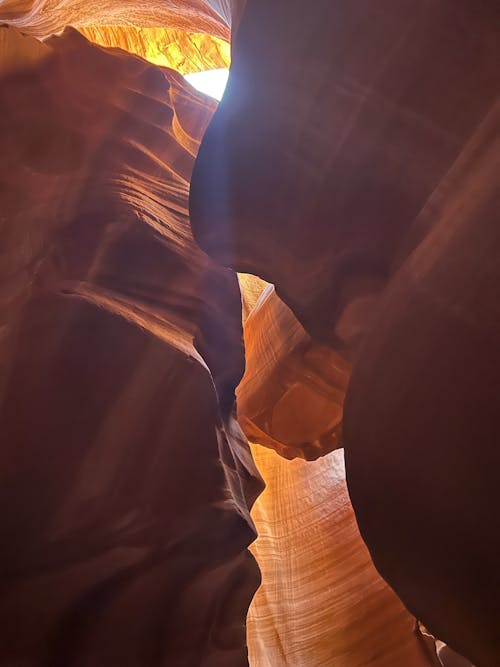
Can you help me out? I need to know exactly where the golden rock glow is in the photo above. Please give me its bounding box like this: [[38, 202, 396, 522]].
[[1, 1, 495, 665], [78, 26, 230, 73], [248, 446, 435, 667], [0, 0, 235, 43]]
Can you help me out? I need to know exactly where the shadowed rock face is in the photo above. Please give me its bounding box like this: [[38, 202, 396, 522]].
[[0, 26, 262, 666], [190, 2, 499, 664], [1, 0, 499, 665], [344, 107, 500, 667], [191, 0, 499, 340]]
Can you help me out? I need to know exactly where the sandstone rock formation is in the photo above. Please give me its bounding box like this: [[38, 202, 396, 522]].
[[1, 0, 499, 665], [344, 104, 500, 667], [0, 26, 262, 666], [190, 2, 500, 664], [191, 0, 499, 342], [247, 446, 438, 667], [238, 287, 350, 460], [78, 26, 230, 74], [0, 0, 240, 41]]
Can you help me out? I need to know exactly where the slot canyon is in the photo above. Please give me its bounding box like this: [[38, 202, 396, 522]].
[[0, 1, 498, 665]]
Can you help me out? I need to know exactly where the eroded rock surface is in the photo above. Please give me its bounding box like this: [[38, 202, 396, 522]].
[[191, 0, 499, 342], [0, 0, 242, 40], [0, 26, 262, 666], [248, 446, 437, 667], [191, 3, 500, 663], [344, 105, 500, 667], [238, 287, 350, 460], [1, 0, 499, 664]]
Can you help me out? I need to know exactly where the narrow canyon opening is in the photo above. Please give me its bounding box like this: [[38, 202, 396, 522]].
[[0, 3, 498, 666]]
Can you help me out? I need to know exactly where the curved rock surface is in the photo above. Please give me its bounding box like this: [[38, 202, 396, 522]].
[[248, 446, 438, 667], [191, 0, 499, 342], [190, 2, 500, 663], [344, 104, 500, 667], [0, 0, 241, 40], [78, 26, 230, 73], [0, 26, 262, 666], [1, 0, 499, 665], [238, 287, 350, 460]]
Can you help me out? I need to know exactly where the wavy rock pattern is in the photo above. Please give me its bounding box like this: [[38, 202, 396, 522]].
[[78, 26, 230, 74], [0, 0, 236, 75], [238, 287, 350, 460], [191, 0, 499, 341], [237, 273, 267, 322], [0, 0, 240, 40], [191, 2, 500, 663], [0, 26, 262, 666], [247, 446, 437, 667], [1, 0, 499, 665]]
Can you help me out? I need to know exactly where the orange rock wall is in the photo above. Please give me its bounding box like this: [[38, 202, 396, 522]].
[[191, 3, 499, 663], [0, 26, 261, 666], [248, 446, 436, 667], [1, 1, 499, 666]]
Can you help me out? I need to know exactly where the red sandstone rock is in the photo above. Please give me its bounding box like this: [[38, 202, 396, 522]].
[[190, 4, 500, 662], [0, 26, 262, 666], [0, 0, 242, 41], [238, 287, 350, 460], [1, 0, 499, 664], [248, 446, 438, 667], [191, 0, 499, 342], [344, 104, 500, 667]]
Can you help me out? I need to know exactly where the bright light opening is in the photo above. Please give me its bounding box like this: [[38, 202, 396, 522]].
[[184, 68, 229, 101]]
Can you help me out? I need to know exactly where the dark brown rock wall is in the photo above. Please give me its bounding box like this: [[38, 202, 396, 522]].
[[0, 26, 262, 666]]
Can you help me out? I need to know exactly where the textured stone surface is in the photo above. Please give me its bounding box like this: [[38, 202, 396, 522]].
[[248, 446, 437, 667], [78, 26, 230, 73], [1, 0, 499, 665], [238, 287, 350, 460], [0, 26, 261, 666], [0, 0, 242, 40], [0, 0, 241, 79], [190, 3, 500, 663], [344, 104, 500, 667], [191, 0, 499, 342]]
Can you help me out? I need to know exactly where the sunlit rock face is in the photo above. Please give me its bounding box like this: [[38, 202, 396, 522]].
[[78, 27, 230, 73], [1, 0, 499, 666], [0, 26, 262, 666], [191, 1, 500, 665], [0, 0, 242, 40], [0, 0, 241, 75], [238, 287, 350, 460], [247, 447, 436, 667]]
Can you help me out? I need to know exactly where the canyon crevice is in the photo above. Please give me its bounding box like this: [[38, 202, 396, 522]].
[[0, 2, 498, 665]]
